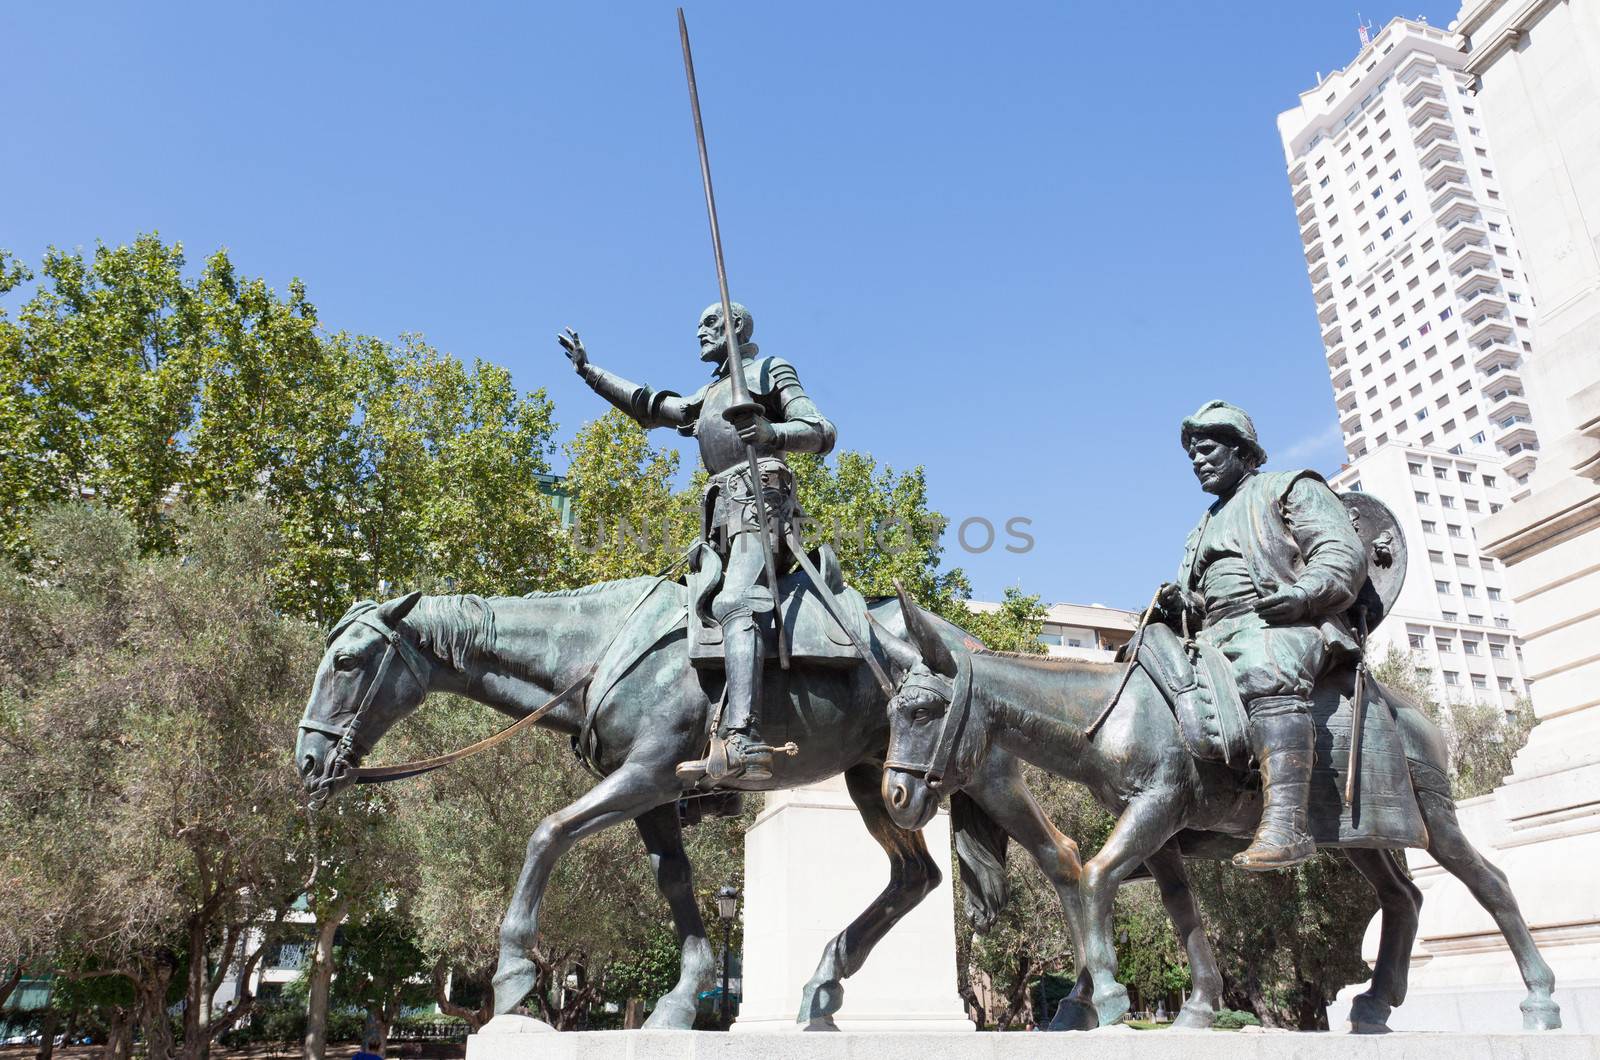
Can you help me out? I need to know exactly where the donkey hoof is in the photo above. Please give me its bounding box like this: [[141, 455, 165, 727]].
[[796, 978, 844, 1027], [491, 959, 539, 1017], [643, 993, 697, 1030], [1348, 993, 1392, 1034], [1048, 998, 1098, 1032], [1521, 996, 1562, 1031], [802, 1017, 840, 1032], [1093, 985, 1130, 1027]]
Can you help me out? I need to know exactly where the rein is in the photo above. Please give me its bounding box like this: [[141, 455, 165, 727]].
[[309, 577, 674, 788], [885, 656, 976, 794]]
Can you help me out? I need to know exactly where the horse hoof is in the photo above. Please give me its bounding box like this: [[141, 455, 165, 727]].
[[1521, 997, 1562, 1031], [1048, 998, 1099, 1032], [802, 1017, 840, 1032], [1171, 1003, 1216, 1030], [490, 961, 539, 1018], [478, 1014, 554, 1035], [1351, 1021, 1392, 1035], [1349, 993, 1392, 1034], [796, 979, 844, 1026], [1093, 986, 1131, 1028], [643, 994, 697, 1030]]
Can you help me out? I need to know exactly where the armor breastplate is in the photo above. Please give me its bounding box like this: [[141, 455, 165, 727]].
[[694, 371, 782, 475]]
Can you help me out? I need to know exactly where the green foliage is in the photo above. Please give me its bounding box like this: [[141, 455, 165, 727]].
[[1214, 1007, 1261, 1029], [1372, 644, 1534, 798]]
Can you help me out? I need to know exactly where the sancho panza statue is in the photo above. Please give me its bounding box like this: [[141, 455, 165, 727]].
[[559, 303, 836, 784], [1157, 400, 1367, 870]]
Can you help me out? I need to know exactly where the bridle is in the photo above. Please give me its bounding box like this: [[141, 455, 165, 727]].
[[299, 610, 432, 800], [884, 655, 976, 794]]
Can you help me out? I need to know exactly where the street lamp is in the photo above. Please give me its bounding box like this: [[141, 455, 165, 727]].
[[716, 885, 739, 1029]]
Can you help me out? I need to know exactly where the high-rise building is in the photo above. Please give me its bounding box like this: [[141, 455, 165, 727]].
[[1276, 16, 1542, 710]]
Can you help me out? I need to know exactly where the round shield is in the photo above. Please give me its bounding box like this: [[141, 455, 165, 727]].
[[1341, 491, 1407, 634]]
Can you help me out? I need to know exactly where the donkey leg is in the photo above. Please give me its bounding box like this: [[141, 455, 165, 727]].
[[634, 802, 716, 1030], [1418, 790, 1561, 1030], [1143, 843, 1222, 1029], [1078, 793, 1184, 1028], [1343, 848, 1423, 1033], [963, 768, 1097, 1031], [492, 765, 671, 1019], [795, 763, 942, 1031]]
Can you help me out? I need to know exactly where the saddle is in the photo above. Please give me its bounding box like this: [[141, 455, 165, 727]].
[[1128, 623, 1428, 848], [685, 541, 872, 668]]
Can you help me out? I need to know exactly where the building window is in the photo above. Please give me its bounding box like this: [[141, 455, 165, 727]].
[[1444, 671, 1460, 686], [1483, 475, 1497, 487], [1458, 471, 1473, 483], [1433, 467, 1448, 479], [1448, 524, 1463, 538], [1441, 495, 1456, 509], [1422, 520, 1437, 533], [1487, 587, 1502, 601], [1490, 643, 1506, 658], [1436, 580, 1452, 594], [1409, 634, 1426, 649], [1416, 491, 1431, 504], [1463, 640, 1480, 655], [1400, 210, 1413, 224], [1409, 462, 1424, 476]]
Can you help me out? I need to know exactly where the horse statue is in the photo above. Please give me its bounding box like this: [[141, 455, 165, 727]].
[[295, 576, 1013, 1029], [881, 585, 1562, 1034]]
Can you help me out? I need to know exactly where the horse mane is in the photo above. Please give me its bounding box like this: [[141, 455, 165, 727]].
[[519, 577, 658, 600], [407, 594, 497, 672], [972, 647, 1119, 673]]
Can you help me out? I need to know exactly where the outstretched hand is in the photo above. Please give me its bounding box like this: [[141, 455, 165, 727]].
[[558, 328, 587, 374]]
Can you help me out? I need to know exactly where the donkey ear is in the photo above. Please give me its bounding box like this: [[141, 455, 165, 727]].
[[377, 590, 424, 626], [895, 580, 959, 679], [871, 616, 922, 680]]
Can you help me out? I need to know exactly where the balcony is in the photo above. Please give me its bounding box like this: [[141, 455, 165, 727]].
[[1425, 158, 1469, 191], [1322, 321, 1343, 347], [1306, 239, 1326, 265], [1408, 97, 1449, 125], [1327, 344, 1348, 369], [1436, 194, 1480, 225], [1480, 362, 1521, 390], [1487, 390, 1530, 423], [1314, 278, 1335, 305], [1399, 54, 1437, 83], [1318, 299, 1340, 325], [1290, 159, 1308, 186], [1443, 218, 1489, 251], [1337, 389, 1358, 413], [1301, 217, 1321, 244], [1294, 183, 1313, 208], [1461, 288, 1508, 319], [1467, 313, 1514, 346], [1414, 117, 1457, 149], [1454, 264, 1500, 295], [1419, 139, 1464, 170], [1404, 78, 1445, 106], [1450, 242, 1494, 272], [1331, 366, 1353, 391], [1495, 415, 1538, 450], [1341, 409, 1363, 435], [1504, 447, 1539, 480], [1309, 258, 1330, 284], [1473, 341, 1521, 373]]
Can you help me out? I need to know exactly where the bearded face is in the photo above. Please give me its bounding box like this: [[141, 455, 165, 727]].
[[696, 302, 751, 365], [1186, 434, 1252, 497]]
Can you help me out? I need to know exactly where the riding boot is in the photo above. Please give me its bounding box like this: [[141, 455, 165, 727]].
[[1234, 697, 1317, 871], [676, 612, 774, 784]]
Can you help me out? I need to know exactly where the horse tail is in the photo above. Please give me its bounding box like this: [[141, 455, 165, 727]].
[[951, 791, 1009, 934]]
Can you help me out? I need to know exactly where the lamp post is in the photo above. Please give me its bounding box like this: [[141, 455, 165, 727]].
[[715, 884, 739, 1029]]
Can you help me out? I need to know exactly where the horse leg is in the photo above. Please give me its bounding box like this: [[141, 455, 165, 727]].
[[1077, 793, 1184, 1028], [491, 765, 671, 1019], [1143, 842, 1222, 1029], [962, 767, 1096, 1031], [633, 802, 716, 1030], [1343, 848, 1422, 1033], [795, 762, 943, 1031], [1417, 790, 1561, 1030]]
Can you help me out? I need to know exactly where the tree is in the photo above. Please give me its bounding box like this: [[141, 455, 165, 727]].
[[329, 906, 432, 1055], [0, 502, 320, 1060]]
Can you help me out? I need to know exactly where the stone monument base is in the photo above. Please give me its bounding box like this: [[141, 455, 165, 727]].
[[465, 1028, 1600, 1060]]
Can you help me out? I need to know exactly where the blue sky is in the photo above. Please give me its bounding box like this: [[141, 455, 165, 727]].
[[4, 1, 1464, 610]]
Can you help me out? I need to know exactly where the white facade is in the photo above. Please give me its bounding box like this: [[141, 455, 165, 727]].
[[1332, 443, 1529, 711], [965, 600, 1138, 662], [1278, 17, 1542, 494]]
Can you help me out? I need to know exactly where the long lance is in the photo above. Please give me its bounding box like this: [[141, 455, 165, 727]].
[[677, 7, 788, 669]]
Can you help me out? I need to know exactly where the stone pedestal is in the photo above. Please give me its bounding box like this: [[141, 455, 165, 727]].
[[731, 777, 973, 1033]]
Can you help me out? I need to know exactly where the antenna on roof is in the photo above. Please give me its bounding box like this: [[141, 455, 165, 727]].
[[1357, 12, 1372, 46]]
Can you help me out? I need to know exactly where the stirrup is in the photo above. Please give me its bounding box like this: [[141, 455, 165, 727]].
[[676, 734, 796, 787]]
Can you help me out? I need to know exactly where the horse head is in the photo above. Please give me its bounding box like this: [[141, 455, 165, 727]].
[[296, 591, 429, 808], [881, 582, 977, 831]]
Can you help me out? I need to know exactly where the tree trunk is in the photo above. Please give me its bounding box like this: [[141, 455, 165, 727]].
[[135, 963, 178, 1060], [102, 1008, 132, 1060], [0, 965, 24, 1010], [180, 913, 212, 1060], [35, 1009, 58, 1060], [304, 900, 348, 1060], [429, 958, 491, 1033], [365, 1006, 391, 1057]]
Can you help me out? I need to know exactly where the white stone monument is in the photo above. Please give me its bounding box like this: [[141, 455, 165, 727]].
[[732, 776, 974, 1032]]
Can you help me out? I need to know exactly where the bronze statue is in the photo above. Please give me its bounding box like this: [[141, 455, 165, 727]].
[[559, 305, 835, 784], [1157, 400, 1367, 870], [879, 402, 1563, 1034]]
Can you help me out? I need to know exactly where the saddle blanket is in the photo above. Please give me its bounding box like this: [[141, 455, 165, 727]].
[[685, 543, 870, 668]]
